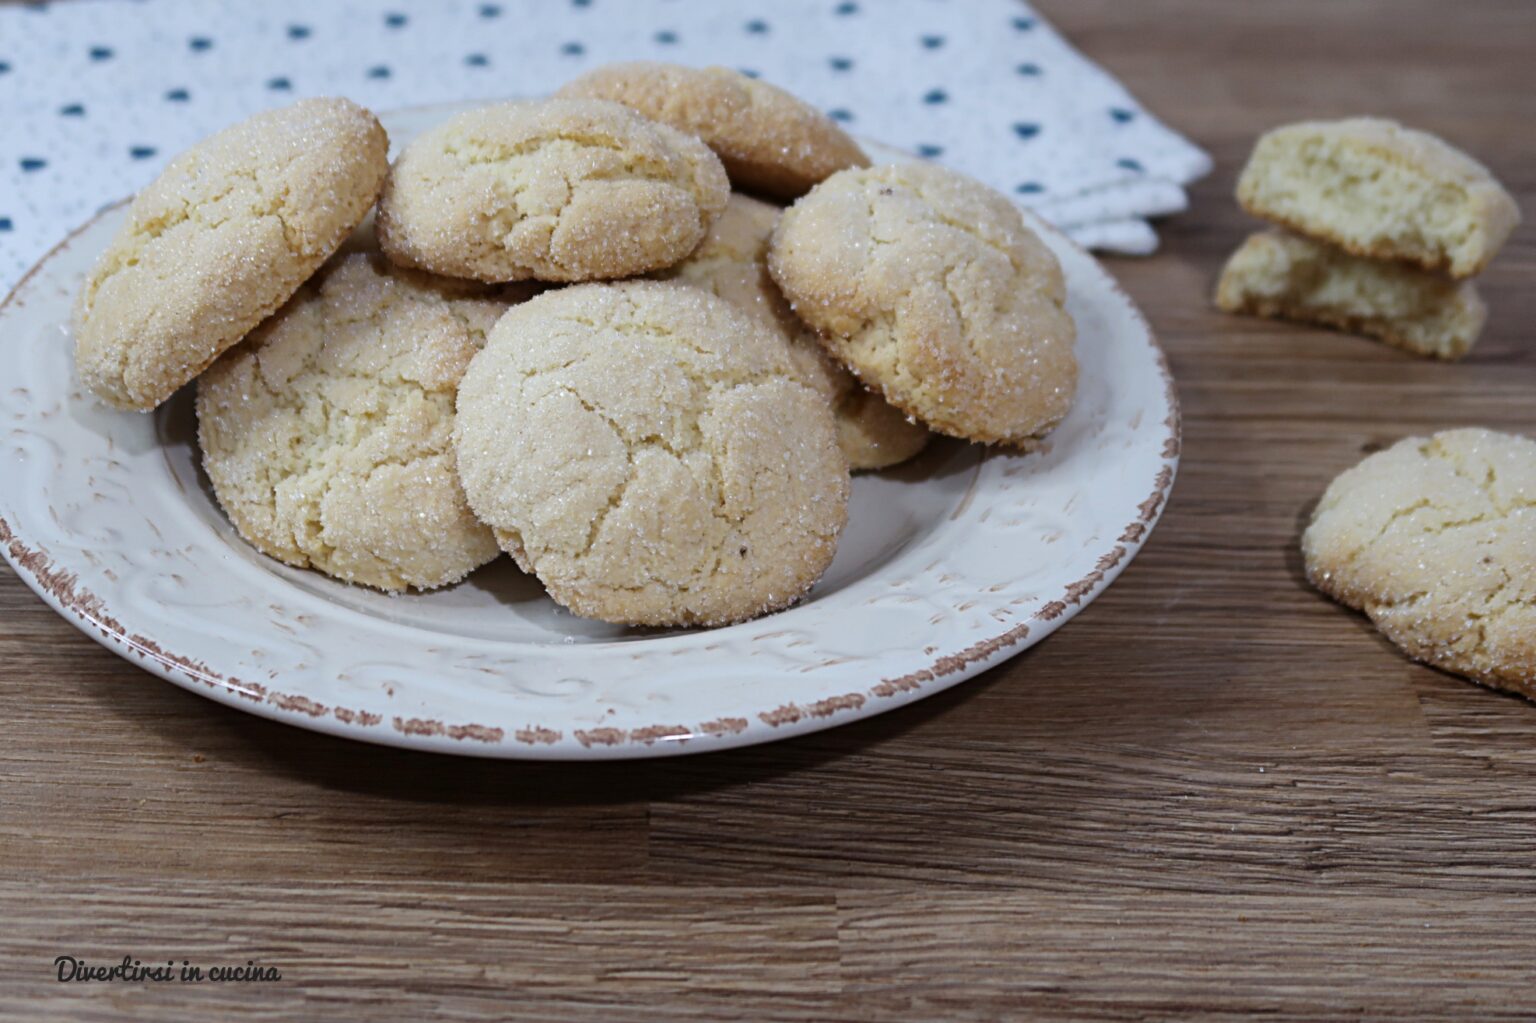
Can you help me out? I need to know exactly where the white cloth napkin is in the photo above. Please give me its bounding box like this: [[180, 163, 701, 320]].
[[0, 0, 1211, 290]]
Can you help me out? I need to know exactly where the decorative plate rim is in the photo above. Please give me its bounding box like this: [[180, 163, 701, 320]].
[[0, 127, 1179, 761]]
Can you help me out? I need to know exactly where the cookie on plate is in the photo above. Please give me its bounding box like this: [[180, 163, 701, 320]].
[[657, 193, 929, 470], [768, 162, 1077, 447], [1216, 229, 1487, 360], [557, 62, 868, 200], [1303, 428, 1536, 700], [454, 280, 849, 627], [377, 98, 728, 283], [197, 232, 528, 592], [1236, 118, 1520, 279], [75, 97, 388, 411]]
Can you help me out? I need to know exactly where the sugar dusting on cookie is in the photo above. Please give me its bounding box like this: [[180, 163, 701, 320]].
[[454, 280, 849, 627], [1304, 428, 1536, 699]]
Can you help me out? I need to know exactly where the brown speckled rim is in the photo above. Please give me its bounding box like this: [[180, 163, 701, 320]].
[[0, 159, 1179, 762]]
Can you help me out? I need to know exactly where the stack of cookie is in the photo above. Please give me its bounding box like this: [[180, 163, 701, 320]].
[[72, 63, 1079, 628], [1215, 118, 1520, 359]]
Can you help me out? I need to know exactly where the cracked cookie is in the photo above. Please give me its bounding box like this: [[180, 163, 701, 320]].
[[656, 193, 929, 470], [453, 280, 849, 627], [1216, 229, 1487, 360], [767, 162, 1077, 447], [556, 62, 868, 200], [1236, 118, 1520, 279], [1303, 428, 1536, 700], [377, 98, 729, 283], [75, 97, 389, 410], [197, 230, 529, 592]]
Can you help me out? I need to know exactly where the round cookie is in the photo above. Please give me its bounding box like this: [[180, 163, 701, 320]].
[[377, 98, 729, 283], [453, 280, 849, 627], [767, 162, 1078, 447], [75, 97, 389, 410], [557, 62, 869, 200], [197, 234, 529, 592], [656, 193, 930, 470], [1303, 428, 1536, 700]]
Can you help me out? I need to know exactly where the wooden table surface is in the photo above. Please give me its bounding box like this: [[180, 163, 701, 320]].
[[4, 1, 1535, 1019]]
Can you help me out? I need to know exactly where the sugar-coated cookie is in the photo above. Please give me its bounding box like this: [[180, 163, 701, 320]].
[[1303, 428, 1536, 700], [557, 62, 868, 200], [657, 193, 929, 470], [1236, 118, 1520, 279], [197, 232, 528, 592], [377, 99, 728, 283], [75, 97, 388, 410], [1217, 229, 1487, 360], [453, 281, 849, 627], [767, 162, 1077, 447]]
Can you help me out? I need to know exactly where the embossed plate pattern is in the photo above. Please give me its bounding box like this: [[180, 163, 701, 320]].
[[0, 105, 1178, 759]]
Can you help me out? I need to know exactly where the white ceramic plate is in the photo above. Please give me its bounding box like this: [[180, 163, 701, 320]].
[[0, 105, 1178, 760]]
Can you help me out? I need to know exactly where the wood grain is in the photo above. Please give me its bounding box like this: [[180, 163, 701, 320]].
[[3, 1, 1536, 1018]]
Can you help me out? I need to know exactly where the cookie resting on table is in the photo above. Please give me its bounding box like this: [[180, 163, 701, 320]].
[[1216, 229, 1487, 359], [1304, 428, 1536, 701]]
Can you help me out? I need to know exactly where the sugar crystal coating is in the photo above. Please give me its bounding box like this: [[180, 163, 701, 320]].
[[377, 98, 729, 283], [76, 97, 389, 410], [197, 230, 531, 592], [557, 61, 869, 200], [453, 280, 850, 627], [655, 193, 930, 470], [1303, 428, 1536, 700], [768, 162, 1078, 447]]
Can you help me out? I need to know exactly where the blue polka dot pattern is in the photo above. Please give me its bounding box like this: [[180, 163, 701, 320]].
[[0, 0, 1214, 287], [0, 218, 12, 232]]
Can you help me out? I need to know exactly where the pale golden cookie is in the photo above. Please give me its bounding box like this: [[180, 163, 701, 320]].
[[377, 98, 728, 283], [453, 281, 849, 627], [1216, 229, 1487, 359], [656, 193, 929, 470], [1303, 428, 1536, 700], [1236, 118, 1520, 279], [75, 97, 388, 410], [197, 233, 529, 592], [557, 62, 868, 200], [767, 162, 1077, 447]]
